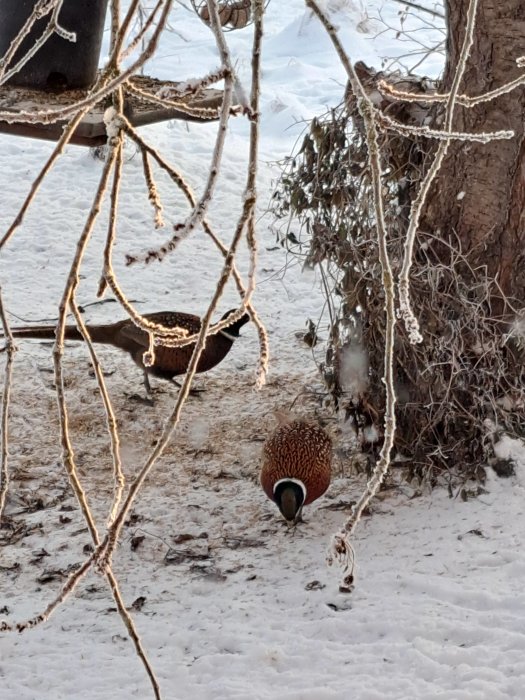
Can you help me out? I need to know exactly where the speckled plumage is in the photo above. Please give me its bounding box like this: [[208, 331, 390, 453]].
[[9, 309, 249, 394], [260, 419, 332, 517]]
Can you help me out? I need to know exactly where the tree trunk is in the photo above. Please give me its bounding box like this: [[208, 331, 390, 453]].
[[386, 0, 525, 479], [272, 0, 525, 482], [424, 0, 525, 312], [353, 0, 525, 478]]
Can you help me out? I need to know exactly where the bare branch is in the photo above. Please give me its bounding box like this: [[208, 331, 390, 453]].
[[398, 0, 480, 342], [378, 111, 514, 142], [391, 0, 445, 20], [304, 0, 397, 590], [0, 288, 16, 522]]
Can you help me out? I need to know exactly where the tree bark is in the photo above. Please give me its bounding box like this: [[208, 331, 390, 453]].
[[424, 0, 525, 312]]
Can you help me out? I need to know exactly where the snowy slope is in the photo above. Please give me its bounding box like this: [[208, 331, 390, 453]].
[[3, 2, 525, 700]]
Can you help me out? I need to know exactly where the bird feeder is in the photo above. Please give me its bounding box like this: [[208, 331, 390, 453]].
[[0, 0, 226, 146]]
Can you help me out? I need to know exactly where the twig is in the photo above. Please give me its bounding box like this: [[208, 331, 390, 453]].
[[0, 104, 93, 250], [141, 150, 165, 229], [70, 298, 125, 527], [104, 568, 161, 700], [125, 80, 221, 119], [126, 0, 236, 264], [0, 554, 95, 633], [123, 118, 268, 383], [398, 0, 480, 343], [304, 0, 397, 589], [53, 107, 162, 698], [379, 65, 525, 107], [378, 111, 514, 143], [0, 288, 16, 522], [52, 147, 119, 547], [391, 0, 445, 20], [119, 0, 164, 61]]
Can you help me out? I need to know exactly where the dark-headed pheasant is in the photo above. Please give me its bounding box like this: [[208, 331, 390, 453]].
[[260, 418, 332, 523], [8, 309, 250, 396]]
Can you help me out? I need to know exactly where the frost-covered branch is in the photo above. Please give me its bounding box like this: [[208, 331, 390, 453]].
[[304, 0, 397, 590], [378, 111, 514, 142], [0, 288, 15, 522], [0, 105, 93, 249], [398, 0, 480, 342], [141, 149, 165, 229], [120, 118, 268, 384], [125, 80, 221, 119], [127, 0, 237, 264], [391, 0, 445, 19], [379, 53, 525, 108]]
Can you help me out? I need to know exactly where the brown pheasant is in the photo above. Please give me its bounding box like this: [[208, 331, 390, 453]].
[[9, 309, 250, 395], [260, 419, 332, 523]]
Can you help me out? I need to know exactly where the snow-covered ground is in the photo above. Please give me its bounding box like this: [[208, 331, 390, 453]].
[[2, 2, 525, 699]]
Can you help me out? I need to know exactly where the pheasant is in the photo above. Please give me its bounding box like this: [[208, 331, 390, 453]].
[[260, 418, 332, 523], [9, 309, 250, 395]]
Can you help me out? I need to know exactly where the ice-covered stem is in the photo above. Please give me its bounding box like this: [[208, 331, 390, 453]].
[[97, 110, 125, 301], [71, 296, 125, 528], [304, 0, 397, 587], [0, 546, 159, 700], [380, 53, 525, 108], [461, 65, 525, 106], [203, 220, 268, 386], [52, 153, 119, 548], [243, 0, 263, 301], [118, 0, 164, 61], [98, 116, 196, 376], [126, 0, 236, 265], [154, 67, 230, 99], [242, 0, 268, 387], [54, 119, 161, 700], [0, 288, 16, 523], [378, 112, 514, 143], [122, 122, 269, 385], [125, 81, 221, 120], [104, 567, 162, 700], [96, 205, 256, 570], [142, 150, 165, 229], [98, 134, 193, 343], [109, 0, 144, 64], [398, 0, 480, 343], [51, 122, 119, 544], [0, 105, 93, 250], [110, 0, 121, 54], [0, 554, 95, 633]]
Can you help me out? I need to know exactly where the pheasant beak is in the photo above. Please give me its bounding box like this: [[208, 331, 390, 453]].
[[278, 487, 303, 523]]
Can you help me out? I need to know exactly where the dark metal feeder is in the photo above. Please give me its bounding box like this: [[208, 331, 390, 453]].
[[0, 0, 109, 90]]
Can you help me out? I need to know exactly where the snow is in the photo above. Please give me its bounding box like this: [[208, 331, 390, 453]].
[[2, 2, 525, 699]]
